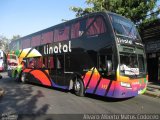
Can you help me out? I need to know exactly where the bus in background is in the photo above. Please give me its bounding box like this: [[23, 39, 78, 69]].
[[7, 54, 19, 77], [0, 50, 7, 71], [10, 11, 148, 98]]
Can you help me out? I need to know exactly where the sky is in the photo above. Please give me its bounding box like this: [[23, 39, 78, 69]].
[[0, 0, 87, 39], [0, 0, 160, 39]]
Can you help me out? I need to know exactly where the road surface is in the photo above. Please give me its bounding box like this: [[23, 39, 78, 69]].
[[0, 72, 160, 116]]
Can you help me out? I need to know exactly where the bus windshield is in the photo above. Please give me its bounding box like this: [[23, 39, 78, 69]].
[[7, 54, 18, 69], [109, 14, 140, 40], [120, 53, 145, 76]]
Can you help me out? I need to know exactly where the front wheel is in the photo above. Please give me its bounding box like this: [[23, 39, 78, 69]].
[[74, 78, 84, 97], [15, 72, 20, 82], [21, 72, 26, 83]]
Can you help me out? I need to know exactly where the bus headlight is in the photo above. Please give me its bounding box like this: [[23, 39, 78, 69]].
[[120, 82, 131, 88]]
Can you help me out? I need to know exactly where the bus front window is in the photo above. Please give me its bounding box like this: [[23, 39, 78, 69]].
[[109, 14, 140, 41], [138, 55, 145, 73], [120, 53, 139, 76], [120, 53, 146, 77]]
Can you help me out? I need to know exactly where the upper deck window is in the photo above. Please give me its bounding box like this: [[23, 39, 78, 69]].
[[71, 19, 86, 39], [109, 14, 140, 40], [87, 16, 106, 36], [71, 22, 80, 39], [31, 35, 41, 47], [22, 38, 30, 49], [54, 26, 70, 42], [71, 16, 106, 39], [41, 31, 54, 45]]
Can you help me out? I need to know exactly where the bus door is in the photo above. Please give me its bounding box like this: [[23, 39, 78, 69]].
[[55, 55, 66, 86]]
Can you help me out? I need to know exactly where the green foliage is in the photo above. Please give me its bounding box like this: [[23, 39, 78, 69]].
[[0, 35, 21, 53], [0, 35, 9, 52], [11, 35, 21, 41], [70, 0, 159, 26]]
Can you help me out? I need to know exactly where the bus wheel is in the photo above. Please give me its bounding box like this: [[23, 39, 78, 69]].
[[15, 72, 20, 82], [74, 78, 84, 97], [21, 72, 26, 83]]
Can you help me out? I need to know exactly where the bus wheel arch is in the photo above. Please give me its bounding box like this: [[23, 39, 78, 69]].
[[72, 74, 85, 97]]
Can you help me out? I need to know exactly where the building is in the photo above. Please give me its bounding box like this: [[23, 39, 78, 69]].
[[141, 19, 160, 83]]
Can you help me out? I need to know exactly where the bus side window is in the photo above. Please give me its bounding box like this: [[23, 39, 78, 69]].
[[99, 55, 112, 75], [106, 55, 113, 74], [65, 55, 71, 71], [99, 55, 107, 71], [87, 16, 106, 36], [36, 57, 43, 68], [71, 18, 87, 39], [56, 56, 64, 69], [57, 58, 61, 69], [79, 19, 86, 36], [43, 57, 48, 68], [48, 56, 54, 69], [28, 58, 36, 69], [71, 22, 80, 39], [54, 26, 70, 42]]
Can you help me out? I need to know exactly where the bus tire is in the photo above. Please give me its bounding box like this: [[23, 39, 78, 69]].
[[74, 78, 84, 97], [21, 72, 26, 83], [15, 71, 20, 82]]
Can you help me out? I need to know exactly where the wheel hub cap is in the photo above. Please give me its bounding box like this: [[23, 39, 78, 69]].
[[74, 81, 80, 92]]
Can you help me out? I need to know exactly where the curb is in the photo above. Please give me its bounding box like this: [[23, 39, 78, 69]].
[[144, 91, 160, 98], [147, 86, 160, 90], [0, 88, 5, 97]]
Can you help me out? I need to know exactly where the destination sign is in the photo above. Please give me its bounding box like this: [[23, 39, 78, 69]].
[[116, 36, 143, 47]]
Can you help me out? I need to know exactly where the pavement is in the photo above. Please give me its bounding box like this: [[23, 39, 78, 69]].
[[0, 87, 4, 97], [0, 81, 160, 98], [144, 82, 160, 98]]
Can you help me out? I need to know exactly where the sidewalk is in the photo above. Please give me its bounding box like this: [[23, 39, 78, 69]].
[[144, 82, 160, 98]]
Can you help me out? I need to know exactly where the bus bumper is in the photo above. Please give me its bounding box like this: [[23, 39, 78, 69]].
[[106, 81, 147, 98]]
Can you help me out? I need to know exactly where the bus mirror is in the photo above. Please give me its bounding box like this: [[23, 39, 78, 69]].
[[107, 60, 112, 73]]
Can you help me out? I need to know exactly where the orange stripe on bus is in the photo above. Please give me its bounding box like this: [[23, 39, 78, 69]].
[[23, 69, 32, 73], [30, 70, 51, 86]]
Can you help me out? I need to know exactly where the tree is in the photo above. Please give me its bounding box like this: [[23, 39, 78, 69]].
[[70, 0, 159, 25], [0, 35, 21, 53], [0, 35, 9, 52], [11, 35, 21, 41]]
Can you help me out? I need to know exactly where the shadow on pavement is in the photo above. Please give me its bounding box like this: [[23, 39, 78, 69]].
[[24, 82, 132, 103], [0, 77, 49, 114]]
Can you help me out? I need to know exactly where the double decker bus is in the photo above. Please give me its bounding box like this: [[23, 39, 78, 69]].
[[10, 11, 148, 98]]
